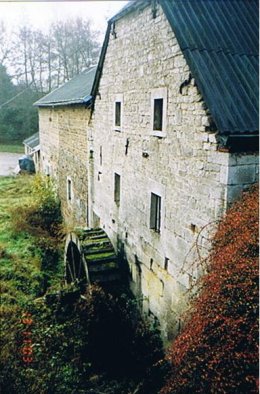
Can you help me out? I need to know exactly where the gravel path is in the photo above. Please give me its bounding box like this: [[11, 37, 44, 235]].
[[0, 152, 22, 176]]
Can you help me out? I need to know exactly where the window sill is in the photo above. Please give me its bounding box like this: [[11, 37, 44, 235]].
[[150, 130, 166, 138]]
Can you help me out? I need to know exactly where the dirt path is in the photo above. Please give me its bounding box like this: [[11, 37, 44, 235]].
[[0, 152, 21, 176]]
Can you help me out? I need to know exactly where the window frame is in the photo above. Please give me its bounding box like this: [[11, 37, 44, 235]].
[[151, 87, 167, 137], [150, 192, 162, 232], [114, 94, 123, 132]]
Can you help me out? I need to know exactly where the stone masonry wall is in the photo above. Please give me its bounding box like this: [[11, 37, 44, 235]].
[[38, 2, 258, 341], [89, 3, 235, 340], [39, 106, 90, 227], [39, 107, 60, 177]]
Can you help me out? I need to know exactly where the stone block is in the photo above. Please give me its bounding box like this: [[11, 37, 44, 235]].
[[220, 165, 228, 184], [174, 55, 187, 68], [208, 133, 216, 143], [234, 154, 259, 166], [226, 185, 245, 204], [228, 165, 256, 185]]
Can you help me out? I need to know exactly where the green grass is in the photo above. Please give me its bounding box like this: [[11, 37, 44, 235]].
[[0, 176, 42, 308], [0, 176, 63, 310], [0, 144, 24, 153]]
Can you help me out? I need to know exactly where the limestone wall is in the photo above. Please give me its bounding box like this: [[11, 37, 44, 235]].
[[38, 1, 258, 340], [89, 3, 233, 339], [39, 108, 60, 177], [39, 106, 90, 227]]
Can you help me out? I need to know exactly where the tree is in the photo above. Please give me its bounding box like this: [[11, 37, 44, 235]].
[[3, 17, 100, 92], [0, 21, 12, 65], [0, 16, 100, 143], [52, 18, 100, 85], [161, 185, 259, 394], [0, 64, 17, 142], [0, 64, 41, 143]]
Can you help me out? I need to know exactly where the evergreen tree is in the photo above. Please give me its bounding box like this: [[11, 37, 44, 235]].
[[0, 64, 42, 143]]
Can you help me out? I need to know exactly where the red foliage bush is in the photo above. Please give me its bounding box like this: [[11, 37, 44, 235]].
[[161, 185, 259, 394]]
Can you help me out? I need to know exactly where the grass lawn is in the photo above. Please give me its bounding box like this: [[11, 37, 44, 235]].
[[0, 144, 24, 154]]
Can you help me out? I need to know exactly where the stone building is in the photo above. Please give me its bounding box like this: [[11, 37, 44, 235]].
[[35, 66, 96, 226], [36, 0, 258, 340]]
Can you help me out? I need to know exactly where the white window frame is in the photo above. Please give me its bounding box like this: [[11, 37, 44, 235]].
[[114, 94, 123, 132], [151, 87, 167, 137]]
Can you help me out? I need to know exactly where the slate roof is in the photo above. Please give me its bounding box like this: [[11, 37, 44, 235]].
[[109, 0, 259, 136], [34, 66, 97, 107], [23, 132, 40, 149]]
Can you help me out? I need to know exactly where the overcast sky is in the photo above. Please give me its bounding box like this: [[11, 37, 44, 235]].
[[0, 1, 128, 38]]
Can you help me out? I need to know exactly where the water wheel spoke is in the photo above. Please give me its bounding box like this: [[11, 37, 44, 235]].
[[67, 260, 75, 283], [77, 258, 83, 280]]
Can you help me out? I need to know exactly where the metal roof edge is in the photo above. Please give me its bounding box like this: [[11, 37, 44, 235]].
[[109, 0, 150, 23], [90, 21, 112, 106], [35, 96, 92, 108], [159, 0, 259, 135], [34, 67, 97, 107]]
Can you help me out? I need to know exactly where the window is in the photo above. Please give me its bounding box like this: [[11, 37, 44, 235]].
[[114, 173, 121, 206], [115, 102, 121, 128], [67, 178, 72, 202], [153, 98, 163, 131], [150, 192, 161, 232], [114, 94, 123, 131], [151, 87, 167, 137]]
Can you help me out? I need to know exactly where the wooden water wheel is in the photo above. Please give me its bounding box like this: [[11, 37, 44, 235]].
[[64, 228, 120, 285]]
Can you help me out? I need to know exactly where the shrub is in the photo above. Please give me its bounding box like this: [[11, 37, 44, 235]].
[[9, 175, 63, 288], [0, 285, 165, 394], [161, 185, 259, 394]]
